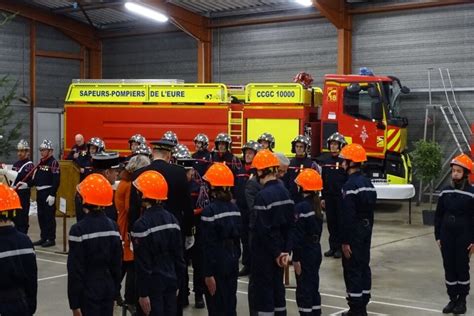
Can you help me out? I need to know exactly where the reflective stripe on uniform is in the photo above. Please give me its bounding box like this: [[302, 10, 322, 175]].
[[440, 190, 474, 198], [446, 280, 470, 285], [131, 223, 181, 238], [298, 212, 315, 218], [69, 230, 121, 242], [347, 292, 363, 297], [298, 307, 313, 312], [0, 248, 35, 259], [254, 199, 294, 210], [274, 307, 286, 312], [201, 211, 241, 222], [345, 187, 376, 195], [313, 305, 321, 310]]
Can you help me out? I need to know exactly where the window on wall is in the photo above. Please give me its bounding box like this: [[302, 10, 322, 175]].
[[343, 84, 382, 121]]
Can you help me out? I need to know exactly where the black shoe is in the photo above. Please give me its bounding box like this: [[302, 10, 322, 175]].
[[452, 297, 466, 314], [238, 266, 250, 277], [443, 299, 458, 314], [33, 239, 45, 246], [333, 250, 342, 259], [41, 240, 56, 247], [182, 295, 189, 307], [194, 294, 205, 309], [116, 295, 124, 307], [324, 249, 335, 257]]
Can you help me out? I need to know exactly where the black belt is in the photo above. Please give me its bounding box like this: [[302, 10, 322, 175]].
[[305, 234, 320, 244], [0, 288, 26, 302]]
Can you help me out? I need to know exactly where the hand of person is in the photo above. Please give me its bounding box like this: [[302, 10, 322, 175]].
[[72, 309, 82, 316], [276, 252, 289, 267], [80, 168, 85, 174], [342, 244, 352, 259], [321, 199, 326, 209], [16, 181, 28, 190], [293, 261, 302, 276], [185, 236, 195, 250], [437, 240, 441, 249], [73, 152, 79, 159], [467, 243, 474, 258], [46, 195, 55, 206], [139, 296, 151, 315], [205, 276, 216, 296]]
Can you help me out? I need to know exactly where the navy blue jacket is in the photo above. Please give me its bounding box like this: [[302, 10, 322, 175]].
[[12, 159, 34, 188], [201, 200, 241, 277], [32, 156, 60, 196], [234, 163, 254, 210], [131, 205, 186, 297], [211, 151, 241, 173], [340, 171, 377, 244], [292, 196, 323, 262], [285, 156, 320, 203], [75, 153, 92, 180], [0, 226, 37, 314], [320, 155, 347, 199], [253, 179, 295, 259], [192, 150, 212, 177], [67, 144, 87, 161], [67, 212, 122, 310], [434, 183, 474, 242]]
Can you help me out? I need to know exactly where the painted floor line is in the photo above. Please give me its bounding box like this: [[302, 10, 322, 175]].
[[35, 249, 68, 256], [37, 258, 67, 265], [38, 273, 68, 281]]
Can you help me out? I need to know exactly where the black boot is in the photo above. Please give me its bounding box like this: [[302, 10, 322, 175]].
[[33, 239, 45, 246], [194, 293, 205, 309], [333, 250, 342, 259], [452, 295, 466, 314], [324, 249, 335, 257], [442, 296, 458, 314]]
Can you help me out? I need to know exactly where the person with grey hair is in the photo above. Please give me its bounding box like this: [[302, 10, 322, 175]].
[[115, 154, 150, 309], [66, 134, 86, 161]]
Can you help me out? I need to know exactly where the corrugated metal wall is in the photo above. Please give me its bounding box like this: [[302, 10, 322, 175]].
[[212, 19, 337, 86], [352, 4, 474, 184], [102, 32, 198, 82]]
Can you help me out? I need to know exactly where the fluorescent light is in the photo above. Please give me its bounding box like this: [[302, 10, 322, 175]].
[[295, 0, 313, 7], [125, 2, 169, 23]]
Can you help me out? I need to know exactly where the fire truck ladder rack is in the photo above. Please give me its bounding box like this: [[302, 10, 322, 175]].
[[228, 110, 244, 151]]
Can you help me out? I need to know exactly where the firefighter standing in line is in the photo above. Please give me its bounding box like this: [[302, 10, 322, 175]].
[[257, 132, 275, 152], [250, 149, 295, 316], [67, 173, 122, 316], [211, 133, 240, 172], [235, 140, 261, 277], [0, 184, 37, 316], [293, 169, 324, 316], [31, 139, 60, 248], [0, 140, 34, 234], [285, 135, 321, 204], [339, 143, 377, 316], [435, 154, 474, 315], [201, 163, 241, 316], [320, 132, 347, 259], [131, 170, 186, 316], [192, 133, 212, 177]]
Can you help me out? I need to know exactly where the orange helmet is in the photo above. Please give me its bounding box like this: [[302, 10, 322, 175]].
[[133, 170, 168, 200], [77, 173, 113, 206], [0, 183, 21, 212], [451, 154, 473, 173], [295, 168, 323, 191], [339, 143, 367, 163], [203, 163, 234, 187], [252, 149, 280, 170]]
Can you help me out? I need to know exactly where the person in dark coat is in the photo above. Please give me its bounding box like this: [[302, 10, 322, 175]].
[[192, 133, 212, 178], [201, 163, 241, 316], [293, 169, 324, 316], [129, 138, 194, 316], [131, 170, 186, 316], [339, 144, 377, 316], [67, 173, 122, 316], [66, 134, 86, 161], [435, 154, 474, 315], [210, 132, 241, 173], [0, 183, 37, 316]]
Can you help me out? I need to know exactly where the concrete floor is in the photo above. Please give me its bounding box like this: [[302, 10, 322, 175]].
[[30, 201, 473, 315]]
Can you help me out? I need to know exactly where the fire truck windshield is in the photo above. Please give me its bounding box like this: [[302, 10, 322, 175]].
[[383, 81, 408, 127]]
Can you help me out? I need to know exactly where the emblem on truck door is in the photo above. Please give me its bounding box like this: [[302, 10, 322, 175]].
[[360, 125, 368, 143]]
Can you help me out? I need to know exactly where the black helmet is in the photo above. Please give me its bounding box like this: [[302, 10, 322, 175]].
[[193, 133, 209, 149], [128, 134, 146, 145], [163, 131, 179, 145], [214, 133, 232, 151], [291, 135, 311, 154], [87, 137, 105, 152], [242, 140, 262, 154], [327, 132, 347, 149], [257, 132, 275, 149]]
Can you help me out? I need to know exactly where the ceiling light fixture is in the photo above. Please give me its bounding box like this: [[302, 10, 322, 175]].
[[295, 0, 313, 7], [124, 2, 169, 23]]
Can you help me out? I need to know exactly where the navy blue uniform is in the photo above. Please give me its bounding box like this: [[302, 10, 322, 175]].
[[321, 155, 346, 252], [131, 205, 186, 316], [32, 156, 60, 242], [340, 171, 377, 313], [211, 151, 241, 173], [67, 144, 87, 161], [190, 178, 206, 299], [67, 211, 122, 316], [0, 226, 37, 316], [251, 179, 295, 315], [192, 150, 212, 177], [235, 163, 254, 269], [201, 200, 241, 316], [293, 196, 323, 316], [75, 152, 93, 181], [435, 184, 474, 299], [12, 159, 34, 234], [285, 156, 320, 204]]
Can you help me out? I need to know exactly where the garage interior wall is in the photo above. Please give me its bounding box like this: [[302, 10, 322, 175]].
[[352, 4, 474, 164]]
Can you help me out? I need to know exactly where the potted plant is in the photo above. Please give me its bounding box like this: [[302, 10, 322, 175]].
[[409, 140, 443, 225]]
